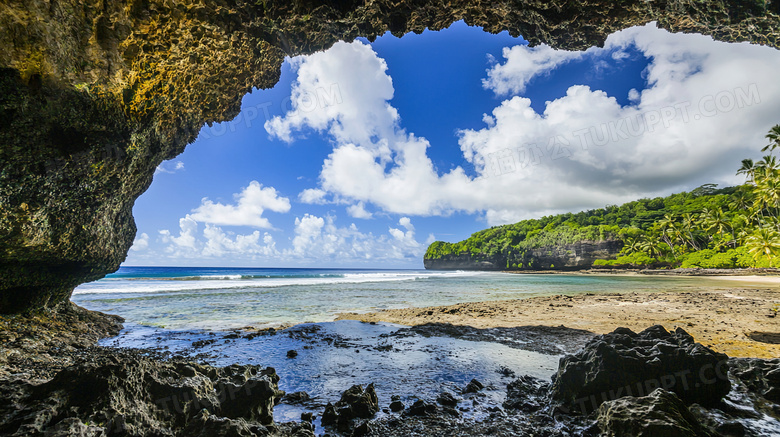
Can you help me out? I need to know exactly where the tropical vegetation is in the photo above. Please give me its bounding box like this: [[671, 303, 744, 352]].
[[425, 124, 780, 269]]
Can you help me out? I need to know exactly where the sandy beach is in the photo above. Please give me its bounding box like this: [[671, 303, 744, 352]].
[[338, 276, 780, 359]]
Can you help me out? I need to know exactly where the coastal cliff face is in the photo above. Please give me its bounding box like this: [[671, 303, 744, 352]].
[[424, 240, 623, 270], [1, 1, 779, 313], [424, 253, 505, 270]]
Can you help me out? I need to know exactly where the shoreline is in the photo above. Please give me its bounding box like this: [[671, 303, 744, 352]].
[[2, 289, 780, 435], [337, 285, 780, 359], [501, 267, 780, 277]]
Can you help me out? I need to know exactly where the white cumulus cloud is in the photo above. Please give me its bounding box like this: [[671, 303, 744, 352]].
[[190, 181, 291, 228], [129, 232, 149, 251], [202, 225, 278, 257], [159, 216, 199, 253], [483, 44, 583, 95], [286, 214, 426, 262], [159, 218, 278, 259], [265, 24, 780, 226], [298, 188, 329, 204], [347, 201, 373, 219]]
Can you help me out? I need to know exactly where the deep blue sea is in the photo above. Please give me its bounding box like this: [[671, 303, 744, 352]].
[[73, 266, 749, 330]]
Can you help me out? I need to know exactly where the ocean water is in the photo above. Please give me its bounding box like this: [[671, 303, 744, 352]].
[[73, 266, 746, 330]]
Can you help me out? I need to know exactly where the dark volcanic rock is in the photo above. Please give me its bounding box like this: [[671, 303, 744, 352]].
[[405, 399, 438, 417], [464, 378, 485, 393], [389, 323, 594, 355], [436, 392, 460, 407], [389, 400, 405, 412], [321, 383, 379, 433], [282, 391, 311, 404], [550, 325, 731, 414], [503, 375, 550, 413], [2, 1, 779, 314], [596, 388, 707, 437], [724, 357, 780, 422], [0, 354, 293, 436], [423, 253, 505, 270]]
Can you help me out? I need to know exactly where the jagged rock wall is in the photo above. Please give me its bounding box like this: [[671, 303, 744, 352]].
[[424, 253, 505, 270], [1, 0, 779, 313], [423, 240, 623, 270]]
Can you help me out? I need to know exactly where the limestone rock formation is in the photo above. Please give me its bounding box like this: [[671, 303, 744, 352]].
[[596, 388, 708, 437], [0, 354, 300, 436], [321, 383, 379, 433], [1, 0, 779, 313], [423, 239, 623, 270], [0, 302, 124, 380], [550, 325, 731, 414]]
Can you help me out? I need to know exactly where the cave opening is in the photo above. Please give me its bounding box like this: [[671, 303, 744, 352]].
[[1, 0, 778, 315], [118, 20, 655, 270], [68, 20, 780, 330], [3, 3, 780, 435]]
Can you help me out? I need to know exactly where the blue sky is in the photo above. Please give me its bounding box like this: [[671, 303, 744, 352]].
[[126, 21, 780, 268]]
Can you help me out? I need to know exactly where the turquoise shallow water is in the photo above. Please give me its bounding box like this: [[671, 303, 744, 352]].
[[73, 266, 750, 330]]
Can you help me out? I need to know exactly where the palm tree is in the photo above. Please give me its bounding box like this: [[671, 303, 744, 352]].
[[701, 208, 733, 246], [736, 159, 757, 183], [755, 155, 780, 180], [657, 214, 681, 257], [728, 189, 753, 211], [730, 215, 751, 246], [639, 235, 665, 259], [735, 229, 751, 247], [745, 226, 780, 264], [756, 176, 780, 209], [753, 175, 780, 227], [761, 124, 780, 153], [622, 235, 644, 254], [680, 213, 701, 250]]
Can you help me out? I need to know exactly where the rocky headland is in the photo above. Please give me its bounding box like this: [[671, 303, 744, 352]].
[[424, 240, 624, 270]]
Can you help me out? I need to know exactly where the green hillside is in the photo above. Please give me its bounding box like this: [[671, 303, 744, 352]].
[[425, 125, 780, 270]]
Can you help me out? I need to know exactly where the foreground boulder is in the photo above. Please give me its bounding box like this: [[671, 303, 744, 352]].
[[0, 354, 312, 436], [321, 383, 379, 433], [551, 325, 730, 414], [597, 388, 707, 437]]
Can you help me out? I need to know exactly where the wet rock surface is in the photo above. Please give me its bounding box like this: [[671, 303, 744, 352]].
[[321, 384, 380, 434], [389, 322, 595, 355], [0, 351, 314, 437], [0, 302, 124, 380], [503, 375, 549, 413], [3, 315, 780, 436], [596, 388, 707, 437], [551, 325, 732, 414]]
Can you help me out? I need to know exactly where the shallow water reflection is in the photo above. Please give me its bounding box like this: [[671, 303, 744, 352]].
[[101, 320, 561, 425]]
